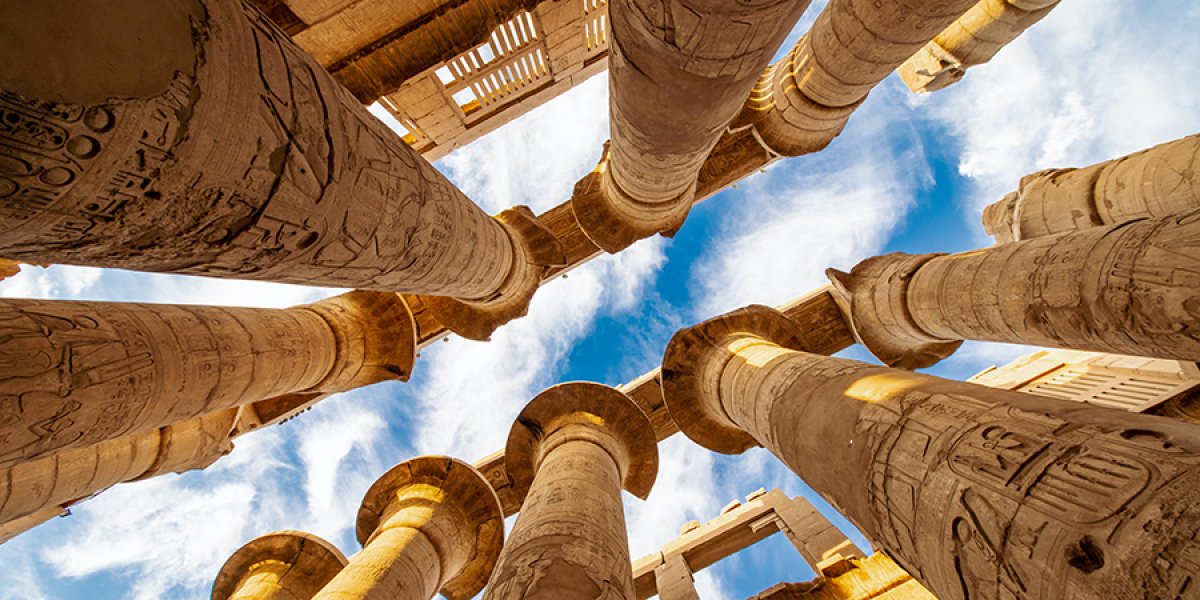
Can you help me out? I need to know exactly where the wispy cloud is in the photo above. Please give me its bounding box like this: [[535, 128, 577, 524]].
[[929, 0, 1200, 215], [690, 84, 928, 318]]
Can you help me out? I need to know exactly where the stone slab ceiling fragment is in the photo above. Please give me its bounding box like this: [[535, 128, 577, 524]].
[[899, 0, 1060, 93], [212, 530, 348, 600], [484, 382, 658, 599], [739, 0, 978, 156], [829, 209, 1200, 369], [574, 0, 809, 252], [0, 0, 550, 307], [984, 133, 1200, 243], [661, 304, 1200, 599], [312, 456, 503, 600], [0, 290, 413, 466], [0, 409, 237, 541]]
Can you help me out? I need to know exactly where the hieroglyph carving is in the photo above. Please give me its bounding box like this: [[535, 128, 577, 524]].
[[853, 385, 1200, 598], [0, 298, 332, 466], [0, 1, 512, 296]]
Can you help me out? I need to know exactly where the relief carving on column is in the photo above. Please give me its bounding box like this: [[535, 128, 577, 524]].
[[853, 387, 1200, 598], [0, 1, 513, 297]]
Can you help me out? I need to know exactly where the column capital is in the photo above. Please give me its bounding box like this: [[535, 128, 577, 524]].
[[661, 305, 807, 454], [302, 291, 417, 391], [355, 456, 503, 600], [572, 142, 692, 253], [211, 530, 347, 600], [506, 382, 658, 501], [826, 252, 962, 369], [425, 206, 567, 341]]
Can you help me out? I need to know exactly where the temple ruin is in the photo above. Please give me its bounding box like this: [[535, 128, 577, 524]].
[[2, 0, 1199, 598]]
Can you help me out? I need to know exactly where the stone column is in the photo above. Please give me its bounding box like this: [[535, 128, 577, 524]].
[[312, 456, 503, 600], [212, 530, 348, 600], [0, 408, 236, 539], [983, 134, 1200, 243], [899, 0, 1060, 93], [738, 0, 978, 156], [662, 305, 1200, 600], [573, 0, 809, 252], [655, 554, 700, 600], [0, 290, 414, 466], [484, 382, 658, 598], [828, 209, 1200, 369], [0, 0, 559, 315]]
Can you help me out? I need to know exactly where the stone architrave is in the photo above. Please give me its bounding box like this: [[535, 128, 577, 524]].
[[662, 305, 1200, 599], [983, 133, 1200, 243], [484, 382, 658, 598], [737, 0, 977, 156], [573, 0, 809, 252], [899, 0, 1060, 93], [311, 456, 503, 600], [0, 0, 561, 320], [212, 530, 348, 600], [0, 408, 236, 536], [0, 290, 414, 466], [828, 209, 1200, 369]]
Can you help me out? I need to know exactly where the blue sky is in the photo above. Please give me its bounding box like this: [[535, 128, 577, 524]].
[[3, 2, 1200, 598]]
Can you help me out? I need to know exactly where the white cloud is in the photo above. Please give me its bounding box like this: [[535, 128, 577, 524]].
[[690, 86, 926, 317], [931, 0, 1200, 216], [436, 73, 611, 214], [412, 237, 666, 461]]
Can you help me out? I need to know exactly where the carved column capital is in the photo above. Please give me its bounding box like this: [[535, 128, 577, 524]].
[[424, 206, 567, 341], [212, 530, 347, 600], [505, 382, 658, 502], [661, 305, 808, 454], [302, 291, 416, 392], [354, 456, 504, 600], [827, 252, 962, 369]]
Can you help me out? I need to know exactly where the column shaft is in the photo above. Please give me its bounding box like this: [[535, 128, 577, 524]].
[[983, 133, 1200, 243], [0, 298, 333, 465], [580, 0, 807, 251], [313, 516, 442, 600], [743, 0, 977, 155], [0, 408, 235, 530], [227, 562, 295, 600], [0, 0, 516, 297], [715, 341, 1200, 599], [486, 433, 634, 598], [832, 210, 1200, 368], [899, 0, 1060, 93]]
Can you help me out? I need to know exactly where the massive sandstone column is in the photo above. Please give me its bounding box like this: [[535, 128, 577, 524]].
[[212, 530, 347, 600], [574, 0, 809, 252], [0, 290, 414, 466], [899, 0, 1060, 93], [0, 0, 560, 319], [983, 134, 1200, 243], [0, 408, 237, 538], [737, 0, 978, 156], [661, 305, 1200, 600], [484, 382, 658, 598], [828, 209, 1200, 369], [312, 456, 502, 600]]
